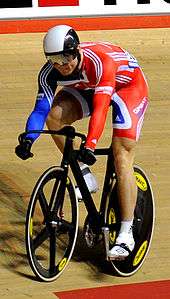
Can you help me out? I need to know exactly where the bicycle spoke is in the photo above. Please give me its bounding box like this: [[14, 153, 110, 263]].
[[38, 189, 49, 219], [32, 227, 49, 250], [49, 228, 57, 272], [52, 180, 66, 212], [49, 178, 61, 210]]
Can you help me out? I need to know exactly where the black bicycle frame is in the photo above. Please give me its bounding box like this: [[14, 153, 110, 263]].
[[20, 127, 116, 228], [69, 147, 115, 229]]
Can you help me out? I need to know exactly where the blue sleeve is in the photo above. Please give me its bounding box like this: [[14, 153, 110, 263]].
[[25, 63, 57, 142], [25, 96, 51, 141]]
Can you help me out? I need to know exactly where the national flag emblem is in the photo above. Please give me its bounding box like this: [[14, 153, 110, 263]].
[[38, 0, 79, 6]]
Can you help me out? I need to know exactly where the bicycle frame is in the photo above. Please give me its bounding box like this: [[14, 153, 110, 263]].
[[19, 126, 115, 232], [59, 136, 114, 231]]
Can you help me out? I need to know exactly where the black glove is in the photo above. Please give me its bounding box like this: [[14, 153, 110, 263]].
[[15, 139, 33, 160], [78, 147, 96, 166]]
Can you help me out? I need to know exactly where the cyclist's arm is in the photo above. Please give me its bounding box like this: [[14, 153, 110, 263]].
[[25, 96, 51, 142], [85, 54, 116, 150], [25, 64, 57, 142], [85, 91, 112, 150]]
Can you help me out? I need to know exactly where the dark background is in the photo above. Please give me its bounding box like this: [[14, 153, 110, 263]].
[[104, 1, 152, 4], [0, 0, 32, 8]]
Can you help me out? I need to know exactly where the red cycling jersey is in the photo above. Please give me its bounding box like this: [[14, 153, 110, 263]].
[[73, 42, 148, 149]]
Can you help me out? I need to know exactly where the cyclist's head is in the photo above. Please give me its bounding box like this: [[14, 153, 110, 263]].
[[43, 25, 80, 66]]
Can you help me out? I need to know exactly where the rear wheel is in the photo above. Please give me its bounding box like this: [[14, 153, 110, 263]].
[[25, 166, 78, 282], [105, 165, 155, 276]]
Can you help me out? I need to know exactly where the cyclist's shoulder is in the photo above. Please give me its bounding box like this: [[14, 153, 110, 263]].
[[81, 41, 123, 53], [81, 42, 124, 65], [38, 61, 54, 76], [38, 62, 59, 83]]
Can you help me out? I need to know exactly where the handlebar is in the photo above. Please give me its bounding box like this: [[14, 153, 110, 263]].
[[18, 125, 111, 156], [18, 126, 86, 144]]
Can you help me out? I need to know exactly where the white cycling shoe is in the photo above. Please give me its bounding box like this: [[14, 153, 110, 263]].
[[108, 231, 135, 260], [75, 164, 98, 200]]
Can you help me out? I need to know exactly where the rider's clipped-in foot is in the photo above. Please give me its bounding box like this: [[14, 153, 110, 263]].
[[108, 225, 135, 260], [75, 164, 98, 200]]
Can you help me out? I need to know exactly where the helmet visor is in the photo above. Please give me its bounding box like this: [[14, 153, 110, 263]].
[[46, 50, 78, 66]]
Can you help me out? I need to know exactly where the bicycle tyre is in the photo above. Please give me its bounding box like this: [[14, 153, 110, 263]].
[[25, 166, 79, 282], [105, 165, 155, 276]]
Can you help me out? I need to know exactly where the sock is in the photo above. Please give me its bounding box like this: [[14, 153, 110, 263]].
[[119, 219, 134, 234]]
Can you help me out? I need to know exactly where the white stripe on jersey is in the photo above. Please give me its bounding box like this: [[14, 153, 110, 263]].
[[94, 86, 114, 96], [39, 63, 54, 107], [108, 50, 139, 67], [111, 52, 127, 57], [57, 79, 84, 86], [107, 52, 127, 62], [136, 98, 148, 141], [116, 75, 132, 81], [116, 79, 127, 84], [83, 49, 103, 85], [117, 65, 135, 72], [116, 75, 132, 84]]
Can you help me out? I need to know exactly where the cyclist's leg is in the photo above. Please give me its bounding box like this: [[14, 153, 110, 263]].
[[112, 137, 137, 221], [110, 136, 137, 258], [46, 87, 98, 197], [108, 70, 149, 259], [46, 88, 84, 152]]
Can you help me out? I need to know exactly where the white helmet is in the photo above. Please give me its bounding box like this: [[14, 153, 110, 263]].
[[43, 25, 80, 55]]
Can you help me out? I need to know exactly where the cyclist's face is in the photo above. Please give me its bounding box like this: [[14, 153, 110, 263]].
[[53, 57, 78, 76]]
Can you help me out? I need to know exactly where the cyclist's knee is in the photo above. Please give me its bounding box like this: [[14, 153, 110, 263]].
[[112, 137, 136, 175], [46, 106, 63, 130]]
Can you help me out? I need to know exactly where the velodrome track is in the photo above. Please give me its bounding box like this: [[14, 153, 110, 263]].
[[0, 26, 170, 298]]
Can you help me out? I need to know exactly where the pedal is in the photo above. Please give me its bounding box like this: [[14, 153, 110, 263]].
[[84, 223, 96, 248], [102, 227, 110, 261]]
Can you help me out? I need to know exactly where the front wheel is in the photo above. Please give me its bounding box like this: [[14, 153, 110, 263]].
[[25, 166, 79, 282], [105, 165, 155, 276]]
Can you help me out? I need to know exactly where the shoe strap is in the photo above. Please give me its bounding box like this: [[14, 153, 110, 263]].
[[115, 243, 132, 254]]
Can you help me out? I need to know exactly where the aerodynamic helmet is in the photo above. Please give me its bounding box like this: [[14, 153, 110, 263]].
[[43, 25, 80, 65]]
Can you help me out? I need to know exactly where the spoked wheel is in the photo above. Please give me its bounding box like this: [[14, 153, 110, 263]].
[[105, 165, 155, 276], [25, 166, 79, 282]]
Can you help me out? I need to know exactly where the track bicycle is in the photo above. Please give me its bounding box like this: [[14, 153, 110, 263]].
[[18, 125, 155, 282]]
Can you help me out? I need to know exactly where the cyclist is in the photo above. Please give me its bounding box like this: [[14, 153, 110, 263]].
[[15, 25, 148, 260]]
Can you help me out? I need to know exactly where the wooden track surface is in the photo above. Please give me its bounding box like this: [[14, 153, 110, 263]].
[[0, 28, 170, 298]]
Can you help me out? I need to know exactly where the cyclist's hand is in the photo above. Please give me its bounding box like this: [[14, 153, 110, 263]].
[[15, 139, 33, 160], [78, 147, 96, 166]]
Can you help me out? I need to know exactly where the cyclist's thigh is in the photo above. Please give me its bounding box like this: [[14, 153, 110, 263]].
[[51, 87, 94, 124], [111, 70, 148, 141]]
